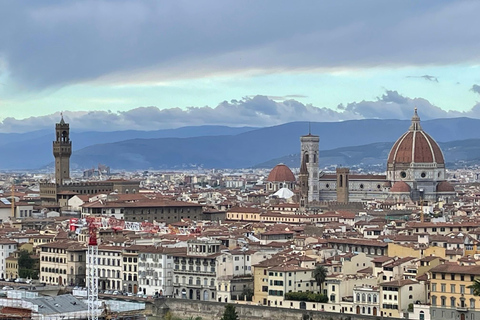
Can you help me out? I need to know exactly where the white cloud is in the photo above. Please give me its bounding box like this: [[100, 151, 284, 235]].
[[1, 91, 480, 133]]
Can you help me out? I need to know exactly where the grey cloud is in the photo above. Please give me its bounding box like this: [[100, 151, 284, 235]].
[[1, 1, 480, 89], [471, 84, 480, 94], [407, 75, 439, 82], [2, 91, 480, 133]]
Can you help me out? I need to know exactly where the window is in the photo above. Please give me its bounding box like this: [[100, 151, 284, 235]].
[[431, 295, 437, 306], [451, 297, 456, 308], [441, 284, 446, 292], [451, 284, 456, 293], [432, 283, 437, 292], [460, 285, 465, 294], [441, 297, 446, 307]]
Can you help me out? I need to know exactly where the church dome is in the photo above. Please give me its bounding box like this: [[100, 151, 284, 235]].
[[390, 181, 411, 193], [387, 109, 444, 165], [436, 181, 455, 192], [267, 164, 295, 182]]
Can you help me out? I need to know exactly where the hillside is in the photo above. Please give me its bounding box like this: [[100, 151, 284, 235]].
[[70, 118, 480, 170]]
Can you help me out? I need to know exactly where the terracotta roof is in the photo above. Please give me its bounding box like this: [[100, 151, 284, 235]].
[[267, 164, 295, 182], [390, 181, 411, 193], [430, 263, 480, 275], [437, 181, 455, 193], [387, 109, 444, 165], [380, 279, 418, 287]]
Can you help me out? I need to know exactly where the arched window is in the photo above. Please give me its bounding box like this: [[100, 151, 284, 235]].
[[356, 293, 360, 302]]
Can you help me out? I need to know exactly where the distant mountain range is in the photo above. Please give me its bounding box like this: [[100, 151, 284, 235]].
[[255, 139, 480, 170], [0, 125, 256, 170], [2, 118, 480, 170]]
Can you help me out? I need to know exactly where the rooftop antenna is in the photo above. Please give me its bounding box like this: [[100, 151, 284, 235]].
[[308, 122, 311, 135]]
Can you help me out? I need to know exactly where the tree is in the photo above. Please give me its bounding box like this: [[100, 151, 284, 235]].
[[220, 304, 239, 320], [469, 279, 480, 296], [312, 265, 328, 293], [18, 250, 38, 279]]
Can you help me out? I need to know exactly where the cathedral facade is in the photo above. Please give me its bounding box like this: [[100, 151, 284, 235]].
[[301, 109, 455, 205]]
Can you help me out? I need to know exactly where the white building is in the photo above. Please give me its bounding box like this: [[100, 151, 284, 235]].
[[216, 248, 254, 303], [138, 246, 176, 296], [97, 245, 123, 291], [0, 238, 18, 279]]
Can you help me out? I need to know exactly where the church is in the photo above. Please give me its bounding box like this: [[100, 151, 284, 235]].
[[270, 109, 455, 206]]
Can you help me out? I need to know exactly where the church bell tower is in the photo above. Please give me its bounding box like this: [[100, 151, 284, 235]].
[[300, 131, 320, 203], [53, 115, 71, 185]]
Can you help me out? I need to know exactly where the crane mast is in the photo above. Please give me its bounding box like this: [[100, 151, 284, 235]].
[[86, 217, 100, 320]]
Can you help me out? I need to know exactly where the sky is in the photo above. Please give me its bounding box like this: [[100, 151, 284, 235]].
[[1, 1, 480, 132]]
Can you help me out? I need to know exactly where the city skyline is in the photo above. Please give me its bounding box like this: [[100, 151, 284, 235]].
[[1, 1, 480, 132]]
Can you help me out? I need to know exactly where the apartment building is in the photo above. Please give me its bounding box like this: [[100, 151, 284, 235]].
[[138, 246, 179, 296], [379, 279, 425, 318], [0, 238, 18, 280], [216, 249, 254, 303], [38, 240, 86, 286], [97, 245, 123, 291], [429, 263, 480, 320], [172, 238, 220, 301]]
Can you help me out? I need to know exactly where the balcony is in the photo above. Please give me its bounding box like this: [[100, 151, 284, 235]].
[[456, 306, 468, 312]]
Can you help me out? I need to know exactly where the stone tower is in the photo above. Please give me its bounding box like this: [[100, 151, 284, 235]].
[[298, 155, 309, 208], [300, 133, 319, 202], [336, 167, 350, 203], [53, 115, 72, 185]]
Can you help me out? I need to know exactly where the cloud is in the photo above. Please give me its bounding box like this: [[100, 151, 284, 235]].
[[471, 84, 480, 94], [1, 1, 480, 90], [2, 90, 480, 133], [407, 75, 439, 82]]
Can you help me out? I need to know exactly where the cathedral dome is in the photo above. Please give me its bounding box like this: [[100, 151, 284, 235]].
[[387, 109, 444, 165], [267, 164, 295, 182], [436, 181, 455, 193], [390, 181, 411, 193]]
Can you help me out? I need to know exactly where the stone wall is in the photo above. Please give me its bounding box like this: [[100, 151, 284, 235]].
[[149, 298, 398, 320]]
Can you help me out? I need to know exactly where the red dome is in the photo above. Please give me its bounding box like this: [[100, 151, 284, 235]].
[[390, 181, 411, 193], [436, 181, 455, 192], [387, 109, 444, 165], [267, 164, 295, 182]]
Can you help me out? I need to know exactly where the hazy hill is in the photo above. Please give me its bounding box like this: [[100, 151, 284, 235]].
[[70, 118, 480, 170], [256, 139, 480, 170], [0, 125, 256, 169], [3, 117, 480, 170]]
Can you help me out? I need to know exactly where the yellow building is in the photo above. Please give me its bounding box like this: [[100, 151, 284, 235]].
[[38, 240, 86, 286], [226, 207, 262, 222], [5, 255, 18, 280], [253, 253, 317, 307], [429, 263, 480, 320], [387, 242, 446, 259], [30, 234, 55, 247]]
